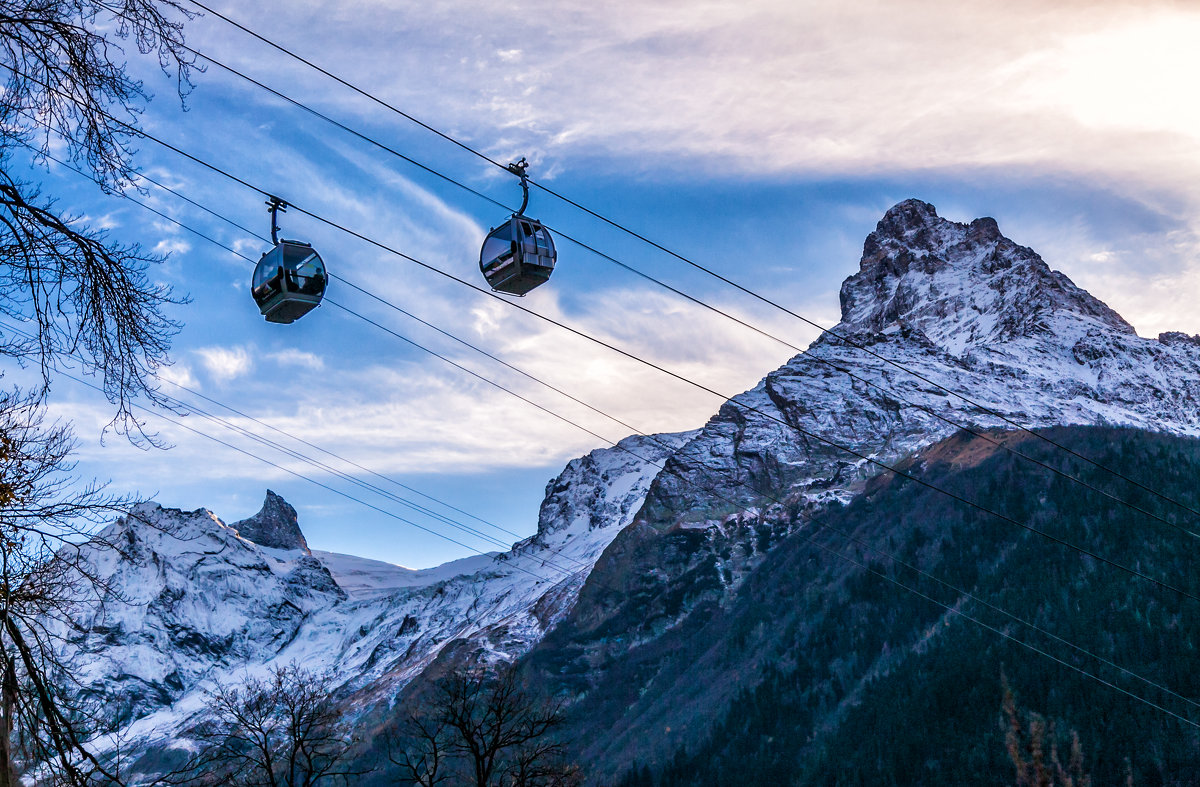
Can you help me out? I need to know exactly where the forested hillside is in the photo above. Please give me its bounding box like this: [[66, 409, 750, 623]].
[[576, 426, 1200, 785]]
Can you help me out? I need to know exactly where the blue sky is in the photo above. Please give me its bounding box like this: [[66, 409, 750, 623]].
[[13, 0, 1200, 567]]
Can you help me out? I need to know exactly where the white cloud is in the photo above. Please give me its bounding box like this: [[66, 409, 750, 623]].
[[77, 212, 121, 231], [158, 362, 199, 389], [154, 238, 192, 256], [269, 348, 324, 369], [168, 5, 1200, 221], [196, 346, 254, 383]]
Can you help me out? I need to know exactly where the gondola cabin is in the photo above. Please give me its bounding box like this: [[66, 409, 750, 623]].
[[251, 240, 327, 324], [479, 215, 556, 296]]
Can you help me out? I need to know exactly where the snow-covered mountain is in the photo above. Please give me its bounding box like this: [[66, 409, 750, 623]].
[[60, 431, 691, 766], [56, 199, 1200, 777], [650, 198, 1200, 528]]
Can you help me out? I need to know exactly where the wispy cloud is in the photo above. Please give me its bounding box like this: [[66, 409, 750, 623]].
[[187, 0, 1198, 183], [196, 346, 254, 383], [158, 362, 199, 389], [153, 238, 192, 256], [269, 348, 324, 369]]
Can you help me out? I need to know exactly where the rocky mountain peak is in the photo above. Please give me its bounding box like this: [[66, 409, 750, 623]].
[[230, 490, 309, 552], [836, 199, 1134, 352]]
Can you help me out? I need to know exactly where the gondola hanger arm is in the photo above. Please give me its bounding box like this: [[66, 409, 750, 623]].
[[507, 158, 530, 215], [266, 195, 288, 245]]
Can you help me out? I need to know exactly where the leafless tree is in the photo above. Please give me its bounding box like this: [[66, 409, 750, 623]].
[[391, 664, 580, 787], [386, 715, 451, 787], [0, 2, 199, 781], [1, 0, 197, 436], [172, 663, 365, 787], [0, 391, 150, 786], [0, 0, 196, 188]]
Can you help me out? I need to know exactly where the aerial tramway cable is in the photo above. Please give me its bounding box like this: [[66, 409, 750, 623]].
[[21, 160, 1200, 733], [37, 8, 1200, 541], [14, 92, 1195, 607], [86, 31, 1200, 548], [174, 0, 1200, 527]]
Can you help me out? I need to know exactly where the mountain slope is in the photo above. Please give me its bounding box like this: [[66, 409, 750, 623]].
[[524, 200, 1200, 781], [52, 199, 1200, 783], [58, 432, 692, 777], [609, 426, 1200, 786]]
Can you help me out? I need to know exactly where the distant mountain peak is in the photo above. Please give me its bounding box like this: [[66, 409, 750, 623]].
[[230, 490, 309, 552], [837, 199, 1134, 350]]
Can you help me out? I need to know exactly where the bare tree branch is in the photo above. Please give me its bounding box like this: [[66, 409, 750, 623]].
[[170, 663, 368, 787], [391, 664, 580, 787]]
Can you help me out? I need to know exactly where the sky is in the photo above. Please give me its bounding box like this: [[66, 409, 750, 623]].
[[11, 0, 1200, 568]]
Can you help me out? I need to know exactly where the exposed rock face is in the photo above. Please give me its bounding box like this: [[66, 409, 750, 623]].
[[60, 503, 345, 721], [636, 198, 1200, 537], [231, 489, 309, 551], [839, 198, 1135, 345]]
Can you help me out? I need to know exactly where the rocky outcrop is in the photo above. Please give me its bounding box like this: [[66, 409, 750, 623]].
[[635, 199, 1200, 540], [231, 489, 309, 551], [61, 503, 345, 721]]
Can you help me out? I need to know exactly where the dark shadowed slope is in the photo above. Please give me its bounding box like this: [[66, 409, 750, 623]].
[[535, 426, 1200, 785]]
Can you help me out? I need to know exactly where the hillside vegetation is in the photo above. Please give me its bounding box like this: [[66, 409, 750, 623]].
[[574, 426, 1200, 785]]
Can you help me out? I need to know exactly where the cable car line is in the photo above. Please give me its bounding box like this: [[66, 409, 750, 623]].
[[14, 53, 1200, 621], [15, 182, 1197, 735], [15, 40, 1200, 554], [161, 39, 514, 214], [21, 98, 1196, 606], [7, 144, 558, 549], [55, 343, 1200, 731], [0, 315, 595, 581], [27, 110, 1200, 614], [74, 40, 1200, 545], [161, 6, 1200, 527], [156, 386, 523, 556], [183, 0, 511, 173], [13, 143, 698, 576], [162, 375, 532, 544]]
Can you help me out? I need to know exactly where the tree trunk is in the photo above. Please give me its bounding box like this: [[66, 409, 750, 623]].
[[0, 654, 19, 787]]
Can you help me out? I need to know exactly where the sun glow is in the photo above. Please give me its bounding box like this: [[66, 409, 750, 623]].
[[1018, 12, 1200, 139]]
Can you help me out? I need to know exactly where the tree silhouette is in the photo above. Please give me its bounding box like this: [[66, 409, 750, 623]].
[[0, 1, 197, 782], [1, 0, 196, 436], [172, 664, 364, 787], [390, 664, 580, 787]]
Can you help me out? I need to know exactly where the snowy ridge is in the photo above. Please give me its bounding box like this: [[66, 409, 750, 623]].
[[63, 432, 692, 764], [649, 200, 1200, 525], [61, 503, 344, 720]]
